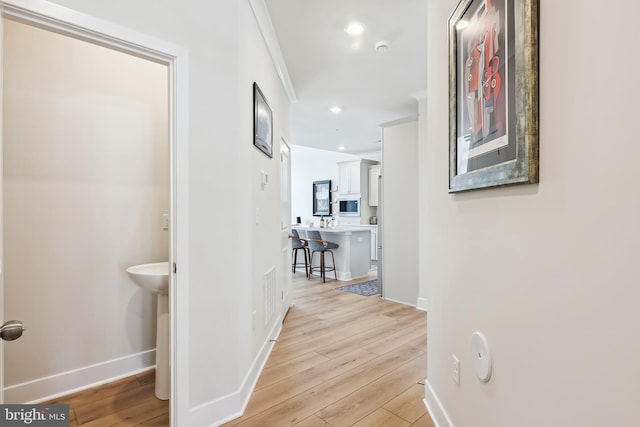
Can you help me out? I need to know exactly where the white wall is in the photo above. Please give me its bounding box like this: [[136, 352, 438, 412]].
[[240, 1, 292, 366], [3, 19, 168, 401], [381, 119, 419, 306], [422, 1, 640, 426], [291, 145, 360, 224], [11, 0, 291, 423]]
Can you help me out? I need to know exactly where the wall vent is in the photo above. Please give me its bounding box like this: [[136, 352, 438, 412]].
[[264, 266, 276, 328]]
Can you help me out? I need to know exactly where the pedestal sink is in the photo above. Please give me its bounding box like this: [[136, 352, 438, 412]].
[[126, 262, 170, 400]]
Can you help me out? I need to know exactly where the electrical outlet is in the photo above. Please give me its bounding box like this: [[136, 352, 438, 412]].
[[452, 355, 460, 386]]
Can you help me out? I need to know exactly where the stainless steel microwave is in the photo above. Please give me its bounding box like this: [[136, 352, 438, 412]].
[[338, 199, 360, 216]]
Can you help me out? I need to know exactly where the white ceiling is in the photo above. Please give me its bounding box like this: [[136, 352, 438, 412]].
[[264, 0, 428, 155]]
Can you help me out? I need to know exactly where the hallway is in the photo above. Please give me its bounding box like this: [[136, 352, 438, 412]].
[[225, 273, 432, 426]]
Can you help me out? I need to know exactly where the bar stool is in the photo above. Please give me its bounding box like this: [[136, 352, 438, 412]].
[[305, 230, 339, 283], [290, 229, 310, 278]]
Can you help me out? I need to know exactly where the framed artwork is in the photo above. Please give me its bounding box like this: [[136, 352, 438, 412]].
[[312, 180, 331, 216], [448, 0, 538, 192], [253, 82, 273, 158]]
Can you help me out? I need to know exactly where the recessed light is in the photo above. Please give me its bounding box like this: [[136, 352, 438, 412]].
[[338, 146, 346, 151], [330, 106, 342, 114], [345, 22, 365, 36]]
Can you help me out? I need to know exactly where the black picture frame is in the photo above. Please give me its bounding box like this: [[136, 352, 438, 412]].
[[312, 180, 331, 217], [448, 0, 539, 192], [253, 82, 273, 158]]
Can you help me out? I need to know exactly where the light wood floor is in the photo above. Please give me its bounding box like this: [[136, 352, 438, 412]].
[[44, 272, 433, 427], [224, 272, 433, 427], [44, 370, 169, 426]]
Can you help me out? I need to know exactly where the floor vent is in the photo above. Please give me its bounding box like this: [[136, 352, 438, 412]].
[[264, 266, 276, 327]]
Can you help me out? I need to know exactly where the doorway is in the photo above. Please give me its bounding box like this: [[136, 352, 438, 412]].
[[3, 16, 169, 402], [280, 138, 292, 317], [0, 3, 188, 425]]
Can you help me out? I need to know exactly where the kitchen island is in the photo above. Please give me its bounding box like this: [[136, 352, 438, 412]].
[[293, 225, 371, 281]]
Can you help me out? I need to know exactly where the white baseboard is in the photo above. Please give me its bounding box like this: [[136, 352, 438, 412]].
[[417, 297, 428, 312], [4, 349, 156, 403], [382, 296, 416, 308], [424, 379, 455, 427], [188, 317, 283, 426]]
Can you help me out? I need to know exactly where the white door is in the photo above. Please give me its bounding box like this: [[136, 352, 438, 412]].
[[0, 16, 5, 401], [0, 15, 26, 404], [280, 140, 293, 317]]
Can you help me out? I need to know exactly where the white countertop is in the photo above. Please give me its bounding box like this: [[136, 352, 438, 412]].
[[293, 225, 371, 233]]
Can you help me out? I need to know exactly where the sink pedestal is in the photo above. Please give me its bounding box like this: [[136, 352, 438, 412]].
[[125, 262, 170, 401], [155, 294, 170, 400]]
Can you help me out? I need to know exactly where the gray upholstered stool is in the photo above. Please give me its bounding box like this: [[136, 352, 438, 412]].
[[305, 230, 339, 283], [291, 229, 310, 278]]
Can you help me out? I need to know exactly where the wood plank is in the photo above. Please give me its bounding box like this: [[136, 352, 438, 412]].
[[268, 310, 401, 365], [410, 412, 437, 427], [314, 353, 428, 426], [74, 383, 159, 424], [45, 375, 146, 407], [79, 397, 168, 426], [363, 321, 427, 356], [291, 415, 332, 427], [255, 352, 330, 390], [226, 348, 378, 424], [383, 383, 428, 423], [228, 336, 426, 427], [349, 408, 410, 427], [315, 309, 426, 360]]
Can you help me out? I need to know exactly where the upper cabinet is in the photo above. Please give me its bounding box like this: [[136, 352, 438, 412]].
[[337, 160, 378, 196], [338, 161, 361, 195], [368, 164, 382, 206]]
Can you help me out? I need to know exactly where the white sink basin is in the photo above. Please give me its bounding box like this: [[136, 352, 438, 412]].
[[126, 262, 169, 294]]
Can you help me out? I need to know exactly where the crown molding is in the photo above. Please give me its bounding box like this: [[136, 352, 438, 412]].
[[248, 0, 297, 103]]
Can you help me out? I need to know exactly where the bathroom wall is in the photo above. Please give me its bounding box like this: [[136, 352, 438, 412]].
[[3, 19, 169, 401]]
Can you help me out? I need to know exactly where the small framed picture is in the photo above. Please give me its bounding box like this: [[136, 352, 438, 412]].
[[312, 180, 331, 216], [253, 82, 273, 158]]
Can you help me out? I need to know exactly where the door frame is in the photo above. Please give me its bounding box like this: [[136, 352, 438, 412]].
[[280, 138, 292, 318], [0, 1, 189, 425]]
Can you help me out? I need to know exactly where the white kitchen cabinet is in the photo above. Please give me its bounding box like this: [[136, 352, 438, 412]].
[[337, 159, 379, 196], [338, 161, 361, 195], [337, 159, 379, 224], [370, 227, 378, 261], [368, 164, 381, 206], [357, 225, 379, 261]]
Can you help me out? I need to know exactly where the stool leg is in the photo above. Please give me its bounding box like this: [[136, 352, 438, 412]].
[[329, 250, 337, 281], [304, 247, 310, 278], [292, 249, 298, 274], [321, 251, 326, 283], [308, 251, 315, 280]]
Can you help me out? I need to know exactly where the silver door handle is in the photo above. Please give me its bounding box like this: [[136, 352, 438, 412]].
[[0, 320, 25, 341]]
